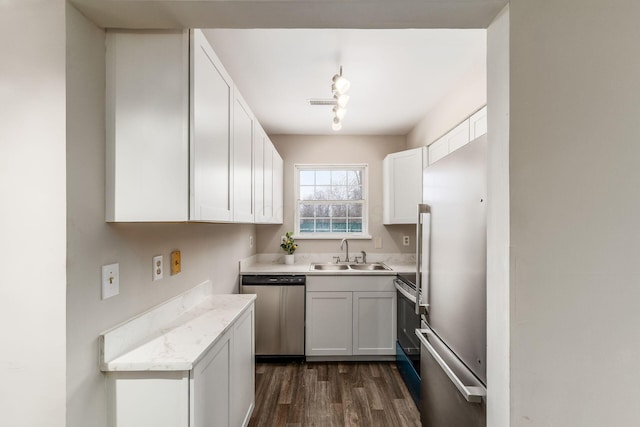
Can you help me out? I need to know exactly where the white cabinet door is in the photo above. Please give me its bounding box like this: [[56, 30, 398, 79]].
[[428, 135, 449, 165], [233, 91, 254, 223], [469, 105, 488, 140], [306, 292, 353, 356], [352, 292, 397, 356], [190, 29, 233, 222], [105, 30, 189, 222], [191, 330, 232, 427], [382, 147, 425, 224], [253, 125, 266, 223], [447, 119, 471, 152], [231, 306, 255, 427], [271, 150, 284, 224], [107, 371, 189, 427], [262, 139, 274, 222]]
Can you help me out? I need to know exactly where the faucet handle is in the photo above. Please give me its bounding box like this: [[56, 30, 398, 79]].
[[353, 256, 362, 264], [333, 256, 341, 263]]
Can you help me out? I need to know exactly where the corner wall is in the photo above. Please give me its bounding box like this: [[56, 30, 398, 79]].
[[65, 7, 256, 426], [0, 1, 67, 426], [256, 134, 414, 256], [509, 0, 640, 425]]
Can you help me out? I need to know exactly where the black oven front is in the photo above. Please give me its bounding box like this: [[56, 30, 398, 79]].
[[394, 273, 421, 404]]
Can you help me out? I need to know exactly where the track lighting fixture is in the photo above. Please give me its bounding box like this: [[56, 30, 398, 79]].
[[308, 66, 351, 131]]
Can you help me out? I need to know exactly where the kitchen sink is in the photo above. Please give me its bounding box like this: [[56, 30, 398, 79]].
[[311, 263, 350, 271], [348, 263, 391, 271], [310, 262, 391, 271]]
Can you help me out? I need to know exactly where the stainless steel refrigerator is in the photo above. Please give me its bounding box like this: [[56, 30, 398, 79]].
[[415, 134, 488, 427]]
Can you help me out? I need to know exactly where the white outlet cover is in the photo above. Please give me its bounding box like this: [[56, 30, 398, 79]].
[[403, 235, 410, 246], [153, 255, 163, 281], [101, 263, 120, 300]]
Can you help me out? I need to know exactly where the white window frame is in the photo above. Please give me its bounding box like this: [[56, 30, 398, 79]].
[[294, 164, 371, 240]]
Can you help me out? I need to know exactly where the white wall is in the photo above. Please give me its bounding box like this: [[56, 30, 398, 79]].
[[0, 1, 67, 426], [486, 5, 510, 427], [256, 134, 414, 255], [509, 0, 640, 425], [65, 7, 256, 426], [406, 57, 486, 149]]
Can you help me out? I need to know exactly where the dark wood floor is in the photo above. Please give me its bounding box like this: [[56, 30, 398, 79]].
[[248, 361, 421, 427]]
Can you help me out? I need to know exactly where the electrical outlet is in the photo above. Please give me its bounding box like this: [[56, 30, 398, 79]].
[[153, 255, 163, 281], [403, 235, 410, 246], [249, 235, 254, 248], [101, 263, 119, 299], [281, 235, 286, 243]]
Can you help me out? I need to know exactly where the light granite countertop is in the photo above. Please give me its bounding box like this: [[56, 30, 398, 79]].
[[239, 253, 416, 275], [100, 283, 255, 372]]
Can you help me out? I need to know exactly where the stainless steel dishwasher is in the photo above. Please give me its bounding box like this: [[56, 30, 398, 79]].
[[240, 275, 305, 359]]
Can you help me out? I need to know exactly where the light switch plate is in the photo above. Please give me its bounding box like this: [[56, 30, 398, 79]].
[[374, 236, 383, 249], [170, 250, 181, 275], [101, 263, 119, 300]]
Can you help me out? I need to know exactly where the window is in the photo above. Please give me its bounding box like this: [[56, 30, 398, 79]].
[[294, 165, 369, 238]]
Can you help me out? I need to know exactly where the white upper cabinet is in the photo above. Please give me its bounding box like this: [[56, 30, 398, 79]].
[[427, 105, 487, 166], [190, 29, 233, 222], [105, 30, 190, 222], [105, 29, 283, 224], [232, 91, 255, 223], [469, 105, 488, 140], [254, 129, 283, 224], [271, 150, 284, 224], [383, 147, 426, 224]]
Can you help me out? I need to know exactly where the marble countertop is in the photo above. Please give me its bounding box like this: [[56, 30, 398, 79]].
[[240, 261, 415, 275], [100, 289, 255, 372], [240, 253, 416, 275]]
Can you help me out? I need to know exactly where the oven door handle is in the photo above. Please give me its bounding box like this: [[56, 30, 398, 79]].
[[394, 279, 417, 304]]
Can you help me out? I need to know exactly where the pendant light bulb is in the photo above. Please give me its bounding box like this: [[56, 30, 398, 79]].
[[336, 94, 350, 108], [332, 117, 342, 131], [333, 106, 347, 120], [332, 75, 351, 95]]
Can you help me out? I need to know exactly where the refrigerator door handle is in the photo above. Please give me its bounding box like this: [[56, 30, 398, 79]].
[[415, 328, 486, 403], [416, 203, 431, 315]]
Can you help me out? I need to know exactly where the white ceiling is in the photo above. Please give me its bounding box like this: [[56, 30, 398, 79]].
[[71, 0, 498, 136], [204, 29, 486, 135]]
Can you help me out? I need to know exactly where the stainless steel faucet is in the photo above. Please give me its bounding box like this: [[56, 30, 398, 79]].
[[340, 238, 350, 262]]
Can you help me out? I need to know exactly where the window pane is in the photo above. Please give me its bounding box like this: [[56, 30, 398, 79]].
[[316, 219, 330, 232], [331, 220, 347, 233], [300, 186, 315, 200], [347, 170, 361, 186], [348, 219, 362, 232], [349, 185, 362, 200], [316, 204, 330, 218], [348, 204, 362, 217], [314, 186, 331, 200], [299, 204, 315, 218], [331, 170, 347, 185], [331, 204, 347, 217], [316, 170, 330, 185], [300, 170, 315, 186], [300, 219, 315, 233]]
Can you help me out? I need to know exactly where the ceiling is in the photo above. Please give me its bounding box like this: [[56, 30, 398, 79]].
[[204, 28, 486, 135], [71, 0, 501, 135]]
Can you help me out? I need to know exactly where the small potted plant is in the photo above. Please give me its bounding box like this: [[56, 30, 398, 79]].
[[280, 231, 298, 265]]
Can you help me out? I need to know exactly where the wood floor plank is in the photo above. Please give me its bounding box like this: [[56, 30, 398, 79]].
[[249, 361, 419, 426]]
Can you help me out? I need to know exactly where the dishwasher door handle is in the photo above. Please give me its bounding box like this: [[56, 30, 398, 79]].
[[415, 328, 486, 403]]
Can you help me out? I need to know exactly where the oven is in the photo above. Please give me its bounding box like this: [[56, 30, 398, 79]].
[[394, 273, 421, 404]]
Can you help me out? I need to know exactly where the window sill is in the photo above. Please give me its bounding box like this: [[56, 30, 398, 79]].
[[293, 234, 373, 240]]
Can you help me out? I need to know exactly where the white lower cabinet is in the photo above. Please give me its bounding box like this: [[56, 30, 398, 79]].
[[107, 305, 254, 427], [352, 292, 397, 355], [306, 291, 353, 356], [305, 276, 396, 357]]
